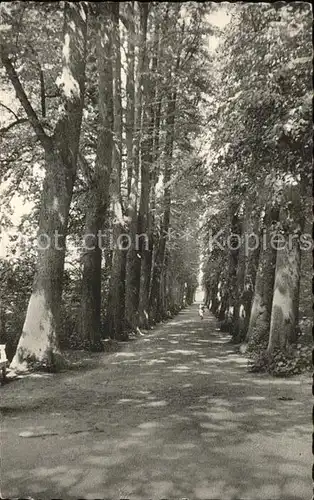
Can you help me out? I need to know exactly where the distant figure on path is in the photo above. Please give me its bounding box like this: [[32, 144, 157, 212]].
[[198, 304, 205, 320]]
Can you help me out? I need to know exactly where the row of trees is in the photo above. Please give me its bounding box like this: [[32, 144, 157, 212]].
[[0, 2, 210, 371], [201, 3, 312, 372]]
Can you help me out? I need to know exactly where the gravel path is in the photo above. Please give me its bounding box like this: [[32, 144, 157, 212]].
[[0, 305, 311, 499]]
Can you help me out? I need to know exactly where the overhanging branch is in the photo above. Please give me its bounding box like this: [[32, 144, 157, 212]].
[[0, 102, 19, 120], [0, 118, 28, 135], [0, 43, 51, 151]]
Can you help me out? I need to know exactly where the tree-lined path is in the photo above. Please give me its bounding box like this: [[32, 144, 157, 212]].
[[0, 305, 311, 500], [0, 3, 312, 499]]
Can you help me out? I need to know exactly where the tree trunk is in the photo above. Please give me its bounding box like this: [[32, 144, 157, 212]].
[[210, 275, 220, 315], [149, 15, 185, 322], [125, 2, 149, 331], [138, 240, 153, 328], [267, 183, 304, 353], [80, 4, 113, 349], [149, 90, 176, 322], [218, 288, 228, 323], [8, 3, 87, 372], [126, 1, 135, 198], [0, 299, 6, 345], [227, 206, 241, 338], [106, 3, 128, 341], [80, 241, 102, 349], [233, 207, 259, 343], [245, 203, 280, 350], [11, 148, 80, 371], [106, 209, 128, 341], [144, 21, 162, 325], [138, 6, 158, 329], [239, 215, 261, 339], [186, 282, 196, 305]]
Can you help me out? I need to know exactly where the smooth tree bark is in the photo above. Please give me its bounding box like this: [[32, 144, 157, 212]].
[[145, 18, 162, 323], [125, 1, 135, 199], [245, 201, 280, 350], [125, 2, 149, 331], [149, 7, 185, 322], [225, 203, 242, 337], [106, 2, 128, 341], [138, 6, 159, 329], [3, 2, 88, 371], [0, 300, 6, 345], [209, 273, 221, 315], [149, 89, 176, 322], [204, 251, 224, 316], [234, 205, 259, 342], [267, 183, 304, 353], [239, 216, 261, 340], [166, 265, 186, 314], [79, 3, 114, 349], [216, 258, 229, 323], [186, 281, 196, 305], [217, 282, 229, 323]]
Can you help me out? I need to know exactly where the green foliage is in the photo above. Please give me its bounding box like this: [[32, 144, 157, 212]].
[[200, 3, 312, 374], [0, 256, 35, 360], [1, 1, 310, 371], [248, 344, 312, 377]]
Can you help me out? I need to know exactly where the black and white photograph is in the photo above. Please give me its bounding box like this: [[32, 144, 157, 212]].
[[0, 1, 312, 499]]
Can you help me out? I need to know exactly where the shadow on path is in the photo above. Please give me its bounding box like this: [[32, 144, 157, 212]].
[[0, 305, 311, 499]]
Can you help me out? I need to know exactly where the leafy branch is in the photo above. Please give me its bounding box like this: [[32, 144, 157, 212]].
[[0, 42, 51, 150], [0, 118, 28, 135]]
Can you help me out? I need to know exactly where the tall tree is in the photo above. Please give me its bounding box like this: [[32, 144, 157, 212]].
[[106, 2, 128, 341], [124, 2, 149, 331], [79, 3, 114, 349], [201, 2, 311, 370], [149, 88, 177, 321], [137, 5, 157, 329], [267, 183, 304, 353], [1, 2, 88, 371], [245, 191, 280, 350]]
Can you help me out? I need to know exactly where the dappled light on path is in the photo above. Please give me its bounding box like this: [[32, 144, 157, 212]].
[[0, 305, 311, 500]]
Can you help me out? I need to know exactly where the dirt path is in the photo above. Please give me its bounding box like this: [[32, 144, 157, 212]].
[[0, 305, 311, 500]]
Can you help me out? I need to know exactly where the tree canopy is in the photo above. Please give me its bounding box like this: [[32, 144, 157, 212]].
[[0, 1, 311, 376]]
